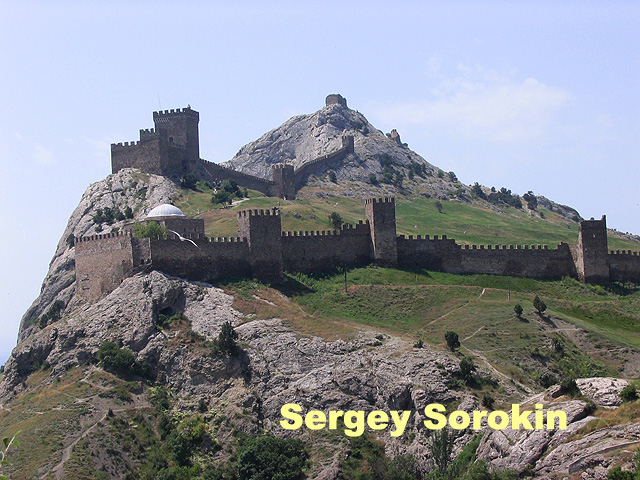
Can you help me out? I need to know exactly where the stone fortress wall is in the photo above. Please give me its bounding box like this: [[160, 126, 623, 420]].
[[75, 198, 640, 303], [111, 97, 356, 200]]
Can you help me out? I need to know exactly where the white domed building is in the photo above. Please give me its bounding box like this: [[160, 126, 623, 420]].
[[143, 203, 204, 238]]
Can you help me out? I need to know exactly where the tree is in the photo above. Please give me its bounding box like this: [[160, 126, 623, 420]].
[[220, 179, 240, 195], [514, 304, 524, 318], [533, 296, 547, 315], [133, 221, 167, 239], [237, 435, 309, 480], [123, 206, 134, 219], [217, 321, 238, 354], [211, 190, 233, 205], [445, 331, 460, 351], [522, 191, 538, 210], [329, 212, 343, 230], [180, 173, 198, 190], [472, 182, 486, 199], [435, 201, 443, 214], [429, 427, 455, 475]]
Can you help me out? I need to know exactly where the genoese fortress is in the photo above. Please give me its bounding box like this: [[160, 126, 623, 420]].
[[76, 198, 640, 302], [75, 100, 640, 302]]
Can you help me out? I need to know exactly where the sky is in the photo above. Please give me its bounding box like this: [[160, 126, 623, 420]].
[[1, 0, 638, 365]]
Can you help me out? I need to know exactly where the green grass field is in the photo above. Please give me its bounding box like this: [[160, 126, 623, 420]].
[[174, 186, 639, 251]]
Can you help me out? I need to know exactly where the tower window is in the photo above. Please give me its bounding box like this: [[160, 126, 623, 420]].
[[169, 136, 174, 143]]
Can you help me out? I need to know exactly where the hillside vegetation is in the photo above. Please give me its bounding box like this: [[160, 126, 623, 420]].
[[175, 184, 640, 252]]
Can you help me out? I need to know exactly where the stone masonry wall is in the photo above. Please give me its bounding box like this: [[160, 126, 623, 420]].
[[111, 137, 166, 176], [148, 237, 251, 282], [282, 222, 371, 272], [609, 251, 640, 283], [398, 236, 576, 279], [75, 232, 136, 303]]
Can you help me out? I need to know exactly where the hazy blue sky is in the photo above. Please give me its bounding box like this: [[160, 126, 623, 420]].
[[1, 1, 638, 364]]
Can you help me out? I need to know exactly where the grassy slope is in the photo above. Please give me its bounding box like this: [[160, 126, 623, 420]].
[[174, 186, 640, 251], [274, 267, 640, 385]]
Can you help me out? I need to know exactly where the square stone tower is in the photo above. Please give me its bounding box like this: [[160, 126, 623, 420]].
[[237, 208, 283, 282], [365, 197, 398, 266], [575, 216, 610, 284]]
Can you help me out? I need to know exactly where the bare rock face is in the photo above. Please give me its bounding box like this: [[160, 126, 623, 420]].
[[576, 377, 629, 408], [16, 169, 177, 343], [223, 100, 437, 186]]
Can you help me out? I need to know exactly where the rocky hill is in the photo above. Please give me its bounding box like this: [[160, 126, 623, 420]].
[[2, 102, 640, 479]]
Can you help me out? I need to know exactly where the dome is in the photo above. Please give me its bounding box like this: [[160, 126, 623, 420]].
[[146, 204, 185, 218]]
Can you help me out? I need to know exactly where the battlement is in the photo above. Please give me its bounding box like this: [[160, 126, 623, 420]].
[[272, 163, 294, 172], [153, 107, 199, 120], [237, 208, 280, 217], [462, 244, 552, 250], [76, 230, 132, 243], [398, 234, 452, 241], [111, 141, 144, 148], [610, 250, 640, 256], [283, 230, 336, 237], [581, 215, 607, 229], [365, 197, 395, 205]]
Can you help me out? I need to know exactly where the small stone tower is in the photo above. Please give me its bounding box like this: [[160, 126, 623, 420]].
[[237, 208, 283, 282], [365, 197, 398, 266], [326, 94, 347, 107], [153, 107, 200, 174], [271, 164, 296, 200], [342, 135, 355, 153], [575, 216, 610, 284]]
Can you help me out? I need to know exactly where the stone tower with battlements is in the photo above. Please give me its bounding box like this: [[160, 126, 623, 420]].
[[237, 208, 283, 282], [574, 216, 610, 284], [365, 197, 398, 266], [271, 164, 296, 199], [111, 107, 200, 178]]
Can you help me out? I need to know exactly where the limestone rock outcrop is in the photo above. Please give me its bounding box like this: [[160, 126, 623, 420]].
[[17, 169, 177, 343]]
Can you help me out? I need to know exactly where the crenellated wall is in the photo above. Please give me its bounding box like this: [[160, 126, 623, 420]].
[[75, 198, 640, 303], [282, 221, 371, 272], [75, 231, 137, 302], [111, 105, 355, 199], [609, 250, 640, 283], [149, 236, 251, 282]]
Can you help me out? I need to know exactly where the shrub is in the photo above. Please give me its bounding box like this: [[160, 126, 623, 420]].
[[482, 394, 495, 409], [414, 339, 424, 349], [620, 384, 638, 403], [98, 341, 148, 377], [445, 331, 460, 351], [459, 357, 476, 382], [533, 296, 547, 315], [435, 201, 444, 213], [327, 170, 337, 183], [514, 304, 523, 317], [368, 173, 379, 185], [37, 300, 66, 329]]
